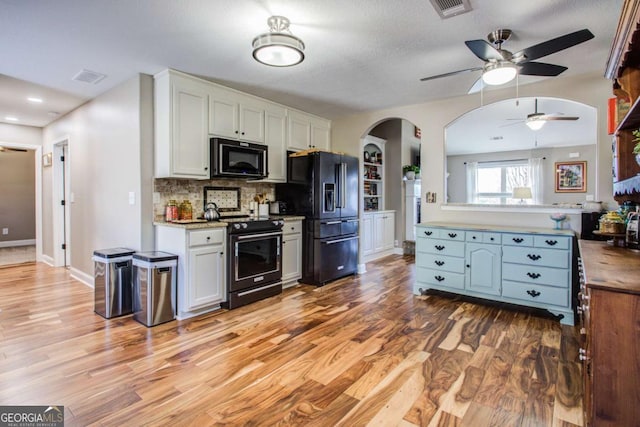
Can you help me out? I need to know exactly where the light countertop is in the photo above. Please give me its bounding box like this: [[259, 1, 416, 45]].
[[154, 215, 305, 230], [417, 221, 575, 236]]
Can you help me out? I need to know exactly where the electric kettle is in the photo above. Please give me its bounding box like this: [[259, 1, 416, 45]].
[[626, 212, 640, 249], [204, 202, 220, 221]]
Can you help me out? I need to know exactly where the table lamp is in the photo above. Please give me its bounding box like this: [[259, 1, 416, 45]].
[[512, 187, 532, 204]]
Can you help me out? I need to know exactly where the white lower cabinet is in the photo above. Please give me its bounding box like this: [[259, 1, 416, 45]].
[[362, 211, 395, 262], [156, 225, 226, 319], [282, 220, 302, 286], [415, 223, 575, 325]]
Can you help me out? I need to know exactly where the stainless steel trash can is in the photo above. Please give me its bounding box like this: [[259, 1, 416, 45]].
[[133, 251, 178, 327], [93, 248, 136, 318]]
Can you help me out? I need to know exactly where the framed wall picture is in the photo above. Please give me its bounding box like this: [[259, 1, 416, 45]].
[[555, 161, 587, 193], [42, 152, 52, 167]]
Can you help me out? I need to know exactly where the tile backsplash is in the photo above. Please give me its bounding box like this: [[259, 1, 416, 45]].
[[154, 178, 275, 220]]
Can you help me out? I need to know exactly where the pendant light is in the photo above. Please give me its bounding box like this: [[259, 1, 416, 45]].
[[252, 16, 305, 67]]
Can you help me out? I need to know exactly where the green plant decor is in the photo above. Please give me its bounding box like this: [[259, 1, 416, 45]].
[[632, 129, 640, 154], [402, 165, 420, 174]]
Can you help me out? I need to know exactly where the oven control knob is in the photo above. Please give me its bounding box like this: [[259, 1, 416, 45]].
[[233, 223, 241, 230], [241, 223, 248, 229]]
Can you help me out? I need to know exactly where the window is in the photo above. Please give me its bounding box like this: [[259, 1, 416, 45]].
[[467, 160, 533, 204]]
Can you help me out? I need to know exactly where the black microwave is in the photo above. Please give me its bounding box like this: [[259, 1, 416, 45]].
[[210, 138, 268, 179]]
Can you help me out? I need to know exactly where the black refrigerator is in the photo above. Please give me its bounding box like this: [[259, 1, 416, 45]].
[[276, 151, 359, 286]]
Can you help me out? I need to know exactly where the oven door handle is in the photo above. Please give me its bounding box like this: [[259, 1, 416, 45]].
[[236, 231, 283, 240], [324, 236, 359, 245], [237, 282, 282, 297]]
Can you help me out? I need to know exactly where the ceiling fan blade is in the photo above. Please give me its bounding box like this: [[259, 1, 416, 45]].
[[420, 66, 482, 82], [464, 39, 503, 61], [499, 120, 524, 128], [519, 62, 567, 76], [467, 76, 485, 94], [514, 29, 594, 63], [539, 116, 580, 121]]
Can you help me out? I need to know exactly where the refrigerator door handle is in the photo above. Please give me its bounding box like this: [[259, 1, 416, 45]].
[[340, 162, 347, 209], [324, 236, 360, 245]]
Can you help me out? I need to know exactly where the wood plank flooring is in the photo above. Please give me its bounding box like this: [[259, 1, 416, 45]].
[[0, 255, 583, 426]]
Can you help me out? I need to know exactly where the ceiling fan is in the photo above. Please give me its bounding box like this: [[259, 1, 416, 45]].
[[420, 28, 594, 93], [504, 98, 580, 130], [0, 146, 27, 153]]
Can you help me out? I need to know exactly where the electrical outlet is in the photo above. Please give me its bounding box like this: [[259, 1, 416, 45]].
[[153, 192, 160, 204], [2, 228, 8, 235], [128, 191, 135, 205]]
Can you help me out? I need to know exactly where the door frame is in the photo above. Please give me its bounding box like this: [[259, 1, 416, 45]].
[[53, 137, 71, 267], [0, 140, 42, 261]]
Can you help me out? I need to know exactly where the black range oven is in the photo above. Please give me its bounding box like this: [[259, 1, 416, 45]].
[[225, 217, 284, 309]]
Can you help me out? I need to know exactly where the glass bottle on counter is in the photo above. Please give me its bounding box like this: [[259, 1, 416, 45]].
[[165, 200, 178, 222], [179, 200, 193, 220]]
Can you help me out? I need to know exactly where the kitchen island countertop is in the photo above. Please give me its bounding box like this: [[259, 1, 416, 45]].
[[154, 215, 306, 230]]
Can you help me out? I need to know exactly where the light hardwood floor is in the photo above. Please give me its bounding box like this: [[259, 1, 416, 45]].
[[0, 255, 583, 426]]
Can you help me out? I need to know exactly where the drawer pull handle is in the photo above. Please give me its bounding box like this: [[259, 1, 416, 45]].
[[472, 236, 477, 239], [424, 231, 433, 236], [527, 254, 541, 261], [435, 275, 445, 282], [448, 233, 457, 238], [527, 272, 541, 279], [490, 237, 494, 241], [545, 239, 558, 246], [435, 260, 445, 266], [513, 237, 524, 243], [435, 245, 445, 251], [527, 290, 541, 298]]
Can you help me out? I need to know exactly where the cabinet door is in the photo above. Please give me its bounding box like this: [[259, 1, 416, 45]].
[[466, 243, 501, 296], [282, 232, 302, 282], [310, 118, 330, 150], [171, 78, 210, 178], [287, 110, 311, 150], [382, 212, 395, 250], [187, 245, 225, 310], [209, 88, 239, 138], [239, 98, 265, 143], [262, 105, 287, 182], [362, 214, 374, 256]]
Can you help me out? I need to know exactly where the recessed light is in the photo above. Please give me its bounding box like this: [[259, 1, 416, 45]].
[[5, 117, 19, 122], [27, 97, 43, 103]]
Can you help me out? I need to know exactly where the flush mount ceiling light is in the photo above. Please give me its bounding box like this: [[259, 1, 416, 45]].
[[526, 115, 546, 131], [252, 16, 305, 67], [482, 62, 517, 86]]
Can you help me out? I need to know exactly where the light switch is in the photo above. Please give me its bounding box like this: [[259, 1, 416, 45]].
[[128, 191, 135, 205], [2, 228, 8, 235]]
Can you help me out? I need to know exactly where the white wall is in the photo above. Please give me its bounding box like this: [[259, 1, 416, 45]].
[[0, 123, 42, 145], [332, 72, 614, 235], [42, 74, 154, 278]]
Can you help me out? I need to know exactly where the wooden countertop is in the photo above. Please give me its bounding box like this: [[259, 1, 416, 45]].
[[578, 240, 640, 295], [417, 221, 575, 236]]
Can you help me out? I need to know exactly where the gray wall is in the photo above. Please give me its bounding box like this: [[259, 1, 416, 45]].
[[447, 144, 597, 204], [43, 74, 155, 277], [0, 149, 35, 242]]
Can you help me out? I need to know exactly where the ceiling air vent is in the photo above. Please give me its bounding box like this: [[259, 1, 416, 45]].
[[72, 69, 107, 84], [429, 0, 472, 19]]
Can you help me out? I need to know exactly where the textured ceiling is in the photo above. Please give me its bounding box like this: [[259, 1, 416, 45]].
[[0, 0, 623, 127]]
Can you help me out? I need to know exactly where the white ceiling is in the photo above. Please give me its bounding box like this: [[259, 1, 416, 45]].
[[446, 97, 597, 155], [0, 0, 623, 128]]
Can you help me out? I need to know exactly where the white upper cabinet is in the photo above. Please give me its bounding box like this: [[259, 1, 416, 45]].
[[287, 109, 330, 151], [154, 70, 210, 179], [209, 87, 265, 144], [261, 104, 287, 182]]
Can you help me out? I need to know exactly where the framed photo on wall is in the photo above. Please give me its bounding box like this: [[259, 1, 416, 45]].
[[555, 161, 586, 193]]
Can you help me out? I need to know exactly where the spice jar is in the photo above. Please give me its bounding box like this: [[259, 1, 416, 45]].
[[165, 200, 178, 222], [179, 200, 193, 220]]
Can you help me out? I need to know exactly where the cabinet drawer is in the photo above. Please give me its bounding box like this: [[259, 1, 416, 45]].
[[534, 235, 570, 250], [503, 233, 534, 247], [502, 280, 569, 307], [502, 246, 569, 269], [283, 221, 302, 235], [416, 253, 465, 273], [189, 229, 225, 247], [466, 232, 501, 244], [416, 238, 465, 257], [418, 227, 440, 239], [440, 229, 465, 241], [417, 267, 465, 289], [502, 263, 569, 288]]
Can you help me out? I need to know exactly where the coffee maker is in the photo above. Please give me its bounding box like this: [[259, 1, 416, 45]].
[[626, 212, 640, 249]]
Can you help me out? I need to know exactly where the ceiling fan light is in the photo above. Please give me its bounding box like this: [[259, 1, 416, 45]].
[[252, 16, 305, 67], [526, 119, 545, 131], [482, 63, 517, 85]]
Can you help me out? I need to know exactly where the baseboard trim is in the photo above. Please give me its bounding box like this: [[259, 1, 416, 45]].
[[393, 247, 404, 255], [70, 267, 94, 288], [0, 239, 36, 248], [41, 254, 55, 266], [357, 263, 367, 274]]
